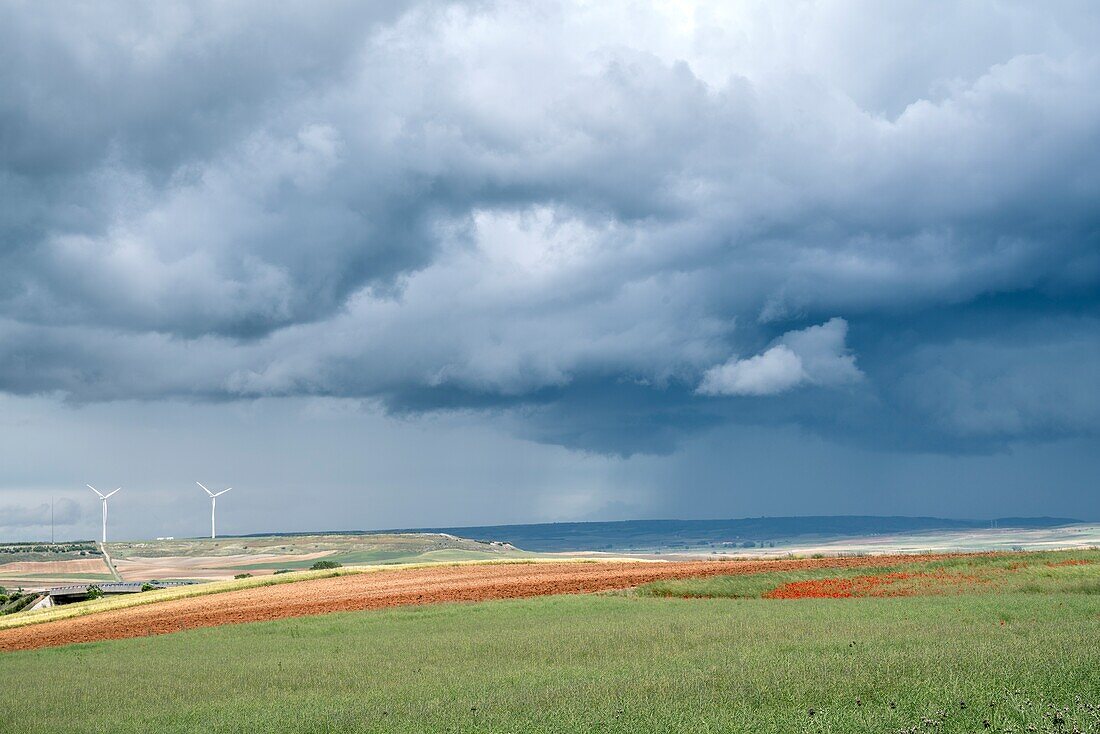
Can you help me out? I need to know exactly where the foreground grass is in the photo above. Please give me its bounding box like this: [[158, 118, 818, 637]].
[[1, 590, 1097, 733]]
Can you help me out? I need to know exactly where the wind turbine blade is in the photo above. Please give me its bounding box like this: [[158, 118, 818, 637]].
[[87, 484, 105, 499], [104, 488, 121, 499], [196, 481, 214, 497], [214, 487, 232, 497]]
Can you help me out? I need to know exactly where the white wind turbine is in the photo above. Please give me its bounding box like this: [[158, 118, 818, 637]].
[[197, 482, 232, 539], [86, 485, 121, 544]]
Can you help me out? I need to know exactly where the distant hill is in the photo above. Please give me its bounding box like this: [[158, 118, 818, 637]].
[[406, 516, 1083, 552], [238, 516, 1084, 553]]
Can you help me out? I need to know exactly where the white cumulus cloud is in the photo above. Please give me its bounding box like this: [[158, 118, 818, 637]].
[[698, 318, 862, 396]]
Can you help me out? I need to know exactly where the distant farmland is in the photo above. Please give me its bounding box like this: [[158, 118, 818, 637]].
[[6, 517, 1097, 592], [108, 533, 534, 580], [5, 518, 1096, 592], [0, 533, 536, 589], [0, 541, 111, 589]]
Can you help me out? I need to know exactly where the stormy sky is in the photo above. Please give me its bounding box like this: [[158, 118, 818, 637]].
[[1, 1, 1098, 542]]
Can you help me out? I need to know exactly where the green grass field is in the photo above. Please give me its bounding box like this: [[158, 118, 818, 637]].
[[1, 553, 1097, 733]]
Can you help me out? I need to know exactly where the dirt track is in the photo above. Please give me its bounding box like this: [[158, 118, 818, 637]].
[[0, 554, 968, 652]]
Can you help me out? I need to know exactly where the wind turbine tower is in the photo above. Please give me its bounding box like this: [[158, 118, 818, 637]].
[[197, 482, 232, 539], [86, 485, 121, 544]]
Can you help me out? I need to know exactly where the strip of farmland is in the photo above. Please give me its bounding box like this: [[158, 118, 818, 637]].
[[0, 553, 989, 652]]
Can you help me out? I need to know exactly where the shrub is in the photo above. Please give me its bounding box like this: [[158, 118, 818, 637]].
[[234, 573, 253, 580], [310, 560, 342, 570], [140, 583, 156, 592], [273, 569, 293, 575], [85, 585, 104, 600]]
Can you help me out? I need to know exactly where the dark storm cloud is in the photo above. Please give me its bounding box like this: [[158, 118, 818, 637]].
[[1, 1, 1099, 455]]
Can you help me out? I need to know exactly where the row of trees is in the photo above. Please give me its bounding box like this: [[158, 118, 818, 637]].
[[0, 543, 100, 554], [0, 587, 40, 615]]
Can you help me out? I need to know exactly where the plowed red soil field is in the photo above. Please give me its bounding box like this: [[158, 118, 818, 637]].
[[0, 554, 968, 652]]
